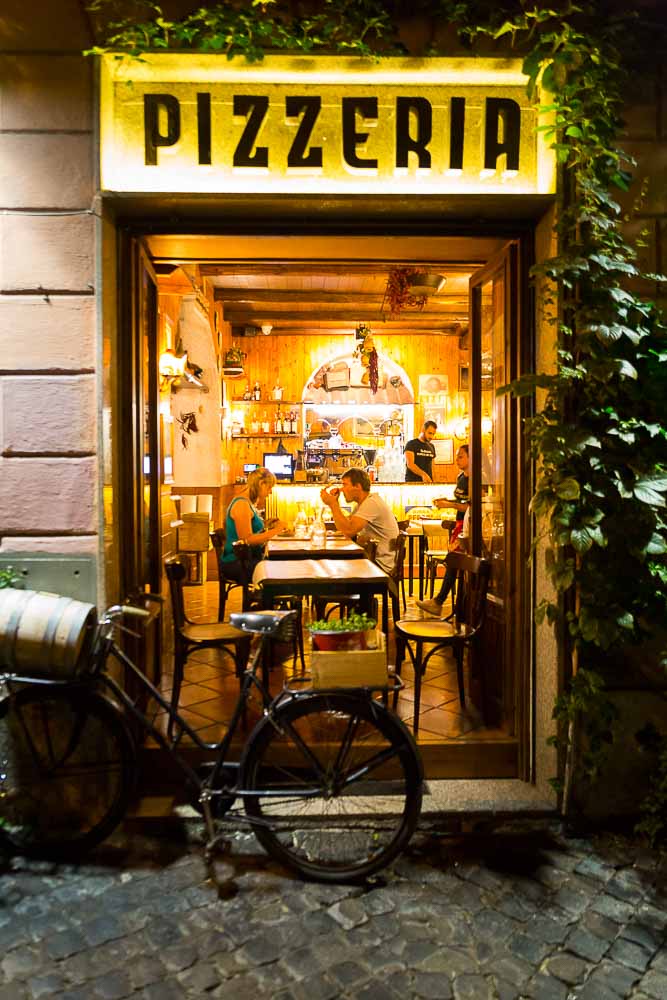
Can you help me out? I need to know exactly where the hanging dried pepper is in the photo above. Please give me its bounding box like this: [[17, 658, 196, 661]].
[[368, 348, 379, 394]]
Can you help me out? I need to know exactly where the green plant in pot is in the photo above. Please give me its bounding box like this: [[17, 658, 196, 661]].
[[307, 612, 377, 652], [0, 566, 20, 589]]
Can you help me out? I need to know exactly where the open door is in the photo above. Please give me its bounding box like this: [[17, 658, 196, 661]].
[[117, 235, 162, 684], [468, 241, 532, 774]]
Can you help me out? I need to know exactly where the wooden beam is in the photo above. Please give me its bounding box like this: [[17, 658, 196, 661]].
[[215, 288, 468, 306], [224, 309, 466, 324]]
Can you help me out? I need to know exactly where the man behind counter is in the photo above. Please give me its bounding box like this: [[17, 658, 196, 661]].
[[404, 420, 437, 483]]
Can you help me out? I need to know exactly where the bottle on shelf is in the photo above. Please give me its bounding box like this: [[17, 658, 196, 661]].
[[250, 414, 260, 435], [242, 381, 252, 401], [253, 380, 262, 401], [272, 379, 283, 401], [274, 410, 283, 435], [262, 410, 271, 434]]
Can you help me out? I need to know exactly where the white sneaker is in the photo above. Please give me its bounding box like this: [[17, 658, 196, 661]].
[[416, 598, 443, 617]]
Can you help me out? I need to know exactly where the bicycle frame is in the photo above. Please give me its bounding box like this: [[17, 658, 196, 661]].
[[1, 627, 281, 802]]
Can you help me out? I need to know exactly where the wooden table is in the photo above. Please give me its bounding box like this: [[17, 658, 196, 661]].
[[253, 557, 390, 633], [266, 536, 364, 560]]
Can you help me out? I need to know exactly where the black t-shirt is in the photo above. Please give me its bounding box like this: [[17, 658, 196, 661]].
[[404, 437, 435, 482], [454, 471, 470, 521]]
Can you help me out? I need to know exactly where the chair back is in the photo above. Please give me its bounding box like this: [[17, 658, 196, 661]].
[[210, 527, 225, 557], [362, 537, 379, 562], [164, 554, 189, 633], [385, 531, 407, 599], [446, 552, 491, 634], [422, 520, 451, 553]]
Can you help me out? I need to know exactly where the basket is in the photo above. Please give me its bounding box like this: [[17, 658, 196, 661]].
[[0, 588, 97, 679]]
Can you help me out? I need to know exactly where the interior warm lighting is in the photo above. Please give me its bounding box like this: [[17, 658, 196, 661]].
[[261, 324, 273, 336], [482, 415, 493, 436], [454, 415, 470, 440]]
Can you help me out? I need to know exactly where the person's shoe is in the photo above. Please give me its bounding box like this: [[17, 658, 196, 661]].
[[416, 598, 443, 617]]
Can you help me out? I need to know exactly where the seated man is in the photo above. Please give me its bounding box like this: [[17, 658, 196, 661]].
[[320, 468, 399, 573]]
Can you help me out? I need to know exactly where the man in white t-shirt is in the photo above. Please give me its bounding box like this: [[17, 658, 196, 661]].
[[320, 468, 399, 573]]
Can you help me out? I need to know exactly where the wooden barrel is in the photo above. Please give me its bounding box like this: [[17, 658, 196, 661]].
[[0, 588, 97, 678]]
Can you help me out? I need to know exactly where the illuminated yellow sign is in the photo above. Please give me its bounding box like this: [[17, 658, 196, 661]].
[[100, 55, 555, 196]]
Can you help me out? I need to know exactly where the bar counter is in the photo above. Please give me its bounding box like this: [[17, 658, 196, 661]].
[[264, 482, 455, 524]]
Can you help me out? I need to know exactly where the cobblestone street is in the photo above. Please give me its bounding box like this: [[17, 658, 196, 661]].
[[1, 820, 666, 1000]]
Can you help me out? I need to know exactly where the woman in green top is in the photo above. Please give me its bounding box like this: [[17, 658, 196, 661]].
[[221, 468, 286, 582]]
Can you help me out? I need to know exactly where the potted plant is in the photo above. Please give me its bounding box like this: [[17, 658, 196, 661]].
[[222, 344, 247, 379], [0, 566, 20, 589], [307, 612, 377, 652]]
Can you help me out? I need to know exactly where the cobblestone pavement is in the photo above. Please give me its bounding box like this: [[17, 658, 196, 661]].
[[1, 820, 666, 1000]]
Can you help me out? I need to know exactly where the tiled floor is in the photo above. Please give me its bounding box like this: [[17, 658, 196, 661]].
[[155, 578, 509, 749]]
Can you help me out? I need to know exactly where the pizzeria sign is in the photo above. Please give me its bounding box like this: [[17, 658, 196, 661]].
[[100, 54, 555, 196]]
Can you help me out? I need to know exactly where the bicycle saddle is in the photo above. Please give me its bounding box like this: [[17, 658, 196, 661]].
[[230, 609, 297, 635]]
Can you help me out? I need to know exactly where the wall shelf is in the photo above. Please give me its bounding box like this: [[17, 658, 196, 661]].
[[231, 434, 300, 439]]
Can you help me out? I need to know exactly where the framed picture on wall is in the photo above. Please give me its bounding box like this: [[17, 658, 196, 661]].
[[433, 438, 454, 465], [419, 373, 448, 398], [458, 365, 470, 392], [423, 405, 447, 435]]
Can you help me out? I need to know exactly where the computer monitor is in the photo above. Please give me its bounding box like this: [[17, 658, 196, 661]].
[[263, 452, 293, 481], [243, 462, 259, 475]]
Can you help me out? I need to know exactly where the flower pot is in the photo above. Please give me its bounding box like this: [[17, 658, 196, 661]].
[[310, 629, 368, 652]]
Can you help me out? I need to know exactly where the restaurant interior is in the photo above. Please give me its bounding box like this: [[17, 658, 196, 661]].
[[136, 233, 517, 779]]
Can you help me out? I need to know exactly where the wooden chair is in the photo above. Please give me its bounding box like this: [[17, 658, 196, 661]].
[[210, 528, 249, 621], [164, 554, 250, 739], [385, 531, 408, 624], [424, 519, 456, 601], [393, 552, 491, 734]]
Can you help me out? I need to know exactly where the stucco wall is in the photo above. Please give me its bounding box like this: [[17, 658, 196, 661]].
[[0, 4, 99, 599]]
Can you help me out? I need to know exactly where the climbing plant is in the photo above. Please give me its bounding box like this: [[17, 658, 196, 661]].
[[87, 0, 667, 810]]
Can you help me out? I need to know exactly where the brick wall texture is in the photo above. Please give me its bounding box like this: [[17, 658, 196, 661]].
[[0, 5, 97, 559]]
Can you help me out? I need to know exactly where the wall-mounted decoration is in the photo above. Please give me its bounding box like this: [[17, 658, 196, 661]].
[[434, 438, 454, 465], [418, 373, 448, 398], [458, 365, 470, 392], [423, 405, 447, 436]]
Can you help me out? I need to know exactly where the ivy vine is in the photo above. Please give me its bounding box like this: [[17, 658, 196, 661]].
[[88, 0, 667, 818]]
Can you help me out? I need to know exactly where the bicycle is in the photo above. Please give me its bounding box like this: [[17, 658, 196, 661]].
[[0, 599, 423, 883]]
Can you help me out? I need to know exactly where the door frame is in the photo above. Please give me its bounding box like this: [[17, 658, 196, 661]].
[[114, 214, 536, 779], [469, 240, 534, 780]]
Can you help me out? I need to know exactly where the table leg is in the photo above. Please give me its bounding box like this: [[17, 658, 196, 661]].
[[418, 537, 426, 601], [408, 536, 415, 597]]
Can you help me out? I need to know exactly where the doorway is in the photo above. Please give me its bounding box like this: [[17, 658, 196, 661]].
[[115, 229, 533, 780]]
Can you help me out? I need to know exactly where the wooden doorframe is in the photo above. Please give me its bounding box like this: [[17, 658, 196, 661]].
[[117, 232, 161, 601], [469, 237, 534, 782]]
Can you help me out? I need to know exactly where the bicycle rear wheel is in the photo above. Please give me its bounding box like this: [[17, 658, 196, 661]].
[[0, 686, 135, 859], [241, 692, 422, 882]]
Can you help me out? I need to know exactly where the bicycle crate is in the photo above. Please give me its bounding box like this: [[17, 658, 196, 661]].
[[310, 631, 388, 689], [0, 587, 97, 678]]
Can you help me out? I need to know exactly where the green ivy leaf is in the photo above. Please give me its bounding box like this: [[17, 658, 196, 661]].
[[634, 476, 667, 507], [556, 478, 581, 500]]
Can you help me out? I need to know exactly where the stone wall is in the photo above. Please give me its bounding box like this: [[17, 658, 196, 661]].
[[0, 3, 99, 598]]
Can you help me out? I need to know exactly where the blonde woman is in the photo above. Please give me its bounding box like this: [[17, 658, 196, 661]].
[[220, 468, 286, 582]]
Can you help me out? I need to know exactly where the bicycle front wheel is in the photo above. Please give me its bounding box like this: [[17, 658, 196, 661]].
[[241, 692, 423, 882], [0, 686, 135, 860]]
